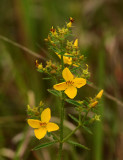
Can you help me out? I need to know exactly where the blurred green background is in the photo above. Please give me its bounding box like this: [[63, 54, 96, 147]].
[[0, 0, 123, 160]]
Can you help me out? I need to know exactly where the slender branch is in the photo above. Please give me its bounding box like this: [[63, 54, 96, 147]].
[[62, 125, 81, 143], [0, 35, 46, 60], [82, 108, 91, 123], [62, 107, 92, 143], [79, 112, 81, 125], [51, 133, 60, 142]]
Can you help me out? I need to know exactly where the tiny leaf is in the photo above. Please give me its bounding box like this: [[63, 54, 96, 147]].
[[82, 126, 93, 135], [58, 51, 65, 56], [43, 77, 52, 80], [32, 141, 58, 150], [65, 99, 81, 107], [47, 89, 61, 97], [67, 140, 90, 150], [64, 54, 75, 58], [68, 114, 79, 123]]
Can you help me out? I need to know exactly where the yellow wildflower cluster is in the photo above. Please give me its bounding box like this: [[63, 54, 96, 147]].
[[27, 17, 104, 143], [35, 59, 62, 75], [44, 17, 90, 76]]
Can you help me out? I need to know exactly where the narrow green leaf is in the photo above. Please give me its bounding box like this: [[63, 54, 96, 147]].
[[68, 114, 79, 123], [58, 51, 65, 55], [82, 126, 93, 135], [64, 54, 75, 58], [67, 140, 90, 150], [47, 89, 61, 97], [37, 69, 43, 73], [32, 141, 58, 150], [86, 81, 92, 84], [65, 99, 81, 107], [43, 77, 52, 80]]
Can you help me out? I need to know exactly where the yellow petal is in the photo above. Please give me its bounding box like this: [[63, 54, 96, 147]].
[[62, 67, 74, 81], [74, 39, 78, 48], [34, 127, 47, 140], [56, 52, 61, 59], [47, 122, 59, 132], [96, 90, 103, 99], [41, 108, 51, 123], [53, 82, 67, 91], [27, 119, 41, 128], [73, 78, 86, 88], [67, 21, 72, 28], [64, 86, 77, 99], [63, 54, 72, 65]]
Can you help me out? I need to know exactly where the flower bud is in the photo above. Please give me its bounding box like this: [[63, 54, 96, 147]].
[[96, 90, 103, 100], [50, 70, 56, 74], [51, 64, 57, 69], [89, 101, 98, 108]]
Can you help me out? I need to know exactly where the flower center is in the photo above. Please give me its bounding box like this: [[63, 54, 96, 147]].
[[66, 81, 74, 86], [40, 122, 47, 127]]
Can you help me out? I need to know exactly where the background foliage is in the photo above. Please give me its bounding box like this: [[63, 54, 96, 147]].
[[0, 0, 123, 160]]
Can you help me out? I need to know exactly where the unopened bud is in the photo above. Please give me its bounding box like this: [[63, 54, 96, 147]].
[[51, 64, 57, 69], [96, 90, 103, 99], [50, 70, 56, 74], [89, 101, 98, 108], [73, 57, 77, 61]]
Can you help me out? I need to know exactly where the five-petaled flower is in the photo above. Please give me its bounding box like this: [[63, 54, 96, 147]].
[[53, 67, 86, 99], [27, 108, 59, 140]]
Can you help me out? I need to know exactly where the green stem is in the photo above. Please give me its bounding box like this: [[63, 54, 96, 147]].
[[62, 107, 92, 144], [79, 112, 81, 125], [58, 55, 64, 160], [61, 55, 64, 70], [51, 133, 60, 142], [58, 92, 64, 160], [82, 107, 91, 123], [62, 125, 81, 143]]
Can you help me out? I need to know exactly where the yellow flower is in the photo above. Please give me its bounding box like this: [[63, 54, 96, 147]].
[[96, 90, 103, 99], [74, 39, 78, 48], [53, 67, 86, 99], [27, 108, 59, 140], [56, 53, 72, 65]]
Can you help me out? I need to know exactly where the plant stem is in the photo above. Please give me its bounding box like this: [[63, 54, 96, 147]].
[[62, 108, 92, 144], [58, 55, 64, 160], [79, 112, 81, 125], [62, 125, 81, 143], [61, 55, 64, 70], [82, 108, 91, 123], [58, 92, 64, 160]]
